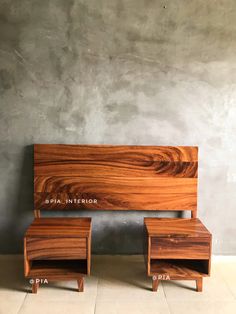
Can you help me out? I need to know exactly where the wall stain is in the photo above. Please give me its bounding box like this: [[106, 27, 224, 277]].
[[106, 103, 139, 123], [0, 69, 13, 92]]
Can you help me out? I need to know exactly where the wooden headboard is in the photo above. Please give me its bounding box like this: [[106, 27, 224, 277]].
[[34, 145, 198, 218]]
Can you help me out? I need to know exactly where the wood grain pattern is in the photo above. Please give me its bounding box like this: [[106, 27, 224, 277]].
[[24, 218, 92, 289], [34, 144, 198, 162], [34, 192, 197, 210], [25, 218, 91, 238], [145, 218, 211, 265], [150, 259, 209, 278], [34, 177, 197, 193], [87, 236, 91, 276], [26, 237, 87, 260], [144, 218, 211, 237], [24, 237, 30, 277], [34, 162, 197, 178], [34, 145, 198, 213], [196, 277, 203, 292], [27, 260, 87, 279], [144, 217, 212, 291], [151, 237, 210, 259]]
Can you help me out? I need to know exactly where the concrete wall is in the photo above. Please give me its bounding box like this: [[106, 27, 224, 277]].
[[0, 0, 236, 254]]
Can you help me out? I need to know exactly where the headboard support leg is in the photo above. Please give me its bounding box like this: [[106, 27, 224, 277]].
[[34, 210, 41, 218]]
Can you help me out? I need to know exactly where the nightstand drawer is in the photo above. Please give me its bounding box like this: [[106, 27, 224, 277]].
[[151, 237, 210, 259], [26, 237, 87, 260]]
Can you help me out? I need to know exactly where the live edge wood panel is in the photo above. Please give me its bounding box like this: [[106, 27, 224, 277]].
[[34, 145, 198, 214]]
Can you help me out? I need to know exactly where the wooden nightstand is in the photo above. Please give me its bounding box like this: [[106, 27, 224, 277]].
[[144, 218, 212, 292], [24, 217, 91, 293]]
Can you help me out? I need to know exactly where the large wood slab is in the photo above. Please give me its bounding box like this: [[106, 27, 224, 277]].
[[34, 161, 197, 177], [34, 145, 198, 213], [35, 145, 198, 162], [34, 177, 197, 193], [34, 192, 197, 210]]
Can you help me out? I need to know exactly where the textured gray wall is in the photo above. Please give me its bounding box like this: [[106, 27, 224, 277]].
[[0, 0, 236, 254]]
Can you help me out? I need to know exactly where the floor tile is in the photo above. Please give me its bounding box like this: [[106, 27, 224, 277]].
[[26, 277, 98, 302], [0, 255, 28, 293], [0, 255, 27, 314], [167, 300, 236, 314], [213, 258, 236, 298], [0, 294, 26, 314], [162, 275, 235, 301], [0, 255, 236, 314], [93, 255, 165, 300], [18, 298, 95, 314], [95, 299, 171, 314]]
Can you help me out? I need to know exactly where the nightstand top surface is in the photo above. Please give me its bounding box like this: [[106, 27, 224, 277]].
[[144, 218, 211, 238], [25, 218, 91, 238]]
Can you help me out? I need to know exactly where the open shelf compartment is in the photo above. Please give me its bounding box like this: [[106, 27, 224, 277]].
[[150, 259, 210, 279], [27, 259, 88, 280]]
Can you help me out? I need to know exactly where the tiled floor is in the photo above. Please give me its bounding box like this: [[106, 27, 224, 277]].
[[0, 255, 236, 314]]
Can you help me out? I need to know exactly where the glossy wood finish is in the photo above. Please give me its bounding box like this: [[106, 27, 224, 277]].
[[34, 145, 198, 215], [144, 218, 212, 292], [196, 277, 203, 292], [24, 218, 91, 293], [34, 191, 197, 211], [145, 218, 211, 238], [28, 260, 87, 279], [34, 145, 198, 162], [150, 259, 209, 278], [152, 276, 159, 292], [27, 144, 210, 294], [32, 281, 39, 294], [152, 264, 204, 293], [151, 237, 210, 259], [77, 277, 84, 292], [25, 218, 91, 238], [26, 238, 87, 260]]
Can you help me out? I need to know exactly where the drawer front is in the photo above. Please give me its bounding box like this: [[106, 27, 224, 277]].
[[26, 237, 87, 260], [151, 237, 210, 259]]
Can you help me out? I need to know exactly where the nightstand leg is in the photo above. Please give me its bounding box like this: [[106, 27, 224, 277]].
[[152, 276, 159, 291], [32, 282, 39, 294], [196, 278, 203, 292], [77, 277, 84, 292]]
